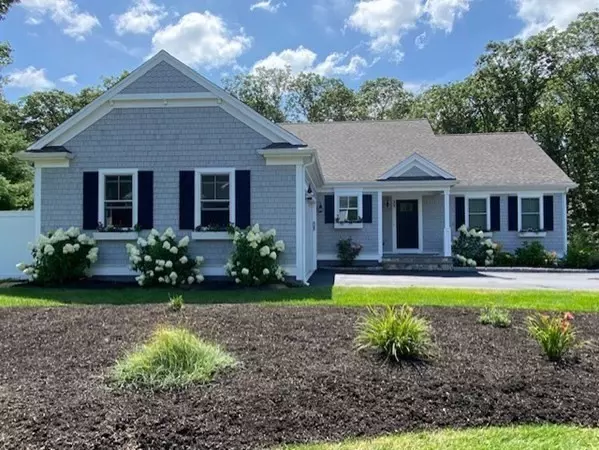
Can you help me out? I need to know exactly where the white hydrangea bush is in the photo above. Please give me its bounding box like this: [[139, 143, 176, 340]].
[[452, 225, 499, 267], [17, 227, 98, 285], [126, 228, 204, 287], [225, 224, 286, 286]]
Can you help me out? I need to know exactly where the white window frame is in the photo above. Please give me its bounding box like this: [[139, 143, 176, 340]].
[[518, 194, 544, 232], [98, 169, 138, 229], [334, 189, 363, 229], [194, 168, 236, 230], [465, 195, 491, 231]]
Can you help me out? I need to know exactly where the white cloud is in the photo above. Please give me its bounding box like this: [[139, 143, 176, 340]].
[[250, 0, 286, 13], [20, 0, 100, 40], [424, 0, 471, 32], [59, 74, 78, 85], [5, 66, 55, 91], [252, 46, 371, 77], [150, 12, 252, 70], [105, 39, 145, 58], [25, 16, 43, 25], [514, 0, 599, 37], [112, 0, 168, 35], [414, 31, 427, 49]]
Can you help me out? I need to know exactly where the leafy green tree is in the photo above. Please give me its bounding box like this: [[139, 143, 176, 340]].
[[357, 77, 414, 120], [309, 79, 359, 122]]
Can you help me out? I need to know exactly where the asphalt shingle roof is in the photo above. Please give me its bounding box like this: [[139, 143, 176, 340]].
[[281, 120, 574, 187]]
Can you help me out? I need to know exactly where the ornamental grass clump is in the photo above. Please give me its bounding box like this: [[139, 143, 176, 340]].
[[527, 312, 579, 361], [479, 307, 512, 328], [126, 228, 204, 287], [225, 224, 286, 286], [168, 294, 184, 312], [452, 225, 498, 267], [355, 305, 436, 362], [17, 227, 98, 285], [111, 326, 236, 390]]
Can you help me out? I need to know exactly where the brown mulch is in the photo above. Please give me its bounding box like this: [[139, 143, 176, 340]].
[[0, 305, 598, 450]]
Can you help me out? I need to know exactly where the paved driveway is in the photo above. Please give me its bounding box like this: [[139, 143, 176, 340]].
[[312, 270, 599, 291]]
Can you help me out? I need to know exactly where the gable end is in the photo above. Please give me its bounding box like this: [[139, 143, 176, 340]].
[[121, 61, 208, 95]]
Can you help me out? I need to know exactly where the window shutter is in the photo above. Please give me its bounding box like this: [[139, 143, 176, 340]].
[[179, 171, 195, 230], [235, 170, 251, 229], [324, 195, 334, 224], [455, 196, 465, 230], [83, 172, 99, 230], [137, 171, 154, 230], [508, 196, 518, 231], [544, 195, 554, 231], [490, 196, 501, 231], [362, 194, 373, 224]]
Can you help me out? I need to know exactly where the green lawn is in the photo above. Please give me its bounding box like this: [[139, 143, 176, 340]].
[[1, 285, 598, 311], [282, 425, 599, 450]]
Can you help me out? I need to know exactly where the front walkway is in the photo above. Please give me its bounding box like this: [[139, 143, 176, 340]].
[[310, 270, 599, 291]]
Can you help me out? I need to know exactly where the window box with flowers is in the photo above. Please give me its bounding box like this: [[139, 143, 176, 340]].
[[93, 223, 140, 241], [519, 229, 547, 238], [191, 224, 235, 241]]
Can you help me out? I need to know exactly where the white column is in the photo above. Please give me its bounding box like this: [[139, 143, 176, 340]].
[[34, 166, 42, 237], [443, 188, 451, 257], [562, 190, 568, 257], [377, 191, 383, 262], [295, 164, 306, 282]]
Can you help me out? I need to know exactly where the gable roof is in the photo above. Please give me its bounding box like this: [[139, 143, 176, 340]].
[[28, 50, 304, 151], [379, 152, 456, 181], [281, 120, 575, 188]]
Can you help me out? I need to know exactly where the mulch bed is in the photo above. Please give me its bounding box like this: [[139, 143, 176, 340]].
[[0, 305, 598, 449]]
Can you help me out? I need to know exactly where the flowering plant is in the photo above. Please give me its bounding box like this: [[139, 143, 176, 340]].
[[17, 227, 98, 285], [96, 222, 141, 233], [452, 225, 498, 267], [527, 312, 579, 361], [225, 224, 285, 286], [126, 228, 204, 287], [337, 238, 363, 266]]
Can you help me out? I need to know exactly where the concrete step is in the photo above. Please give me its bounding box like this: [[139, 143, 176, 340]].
[[382, 255, 453, 272]]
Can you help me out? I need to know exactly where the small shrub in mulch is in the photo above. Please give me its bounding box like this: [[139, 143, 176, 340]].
[[111, 326, 236, 390], [479, 307, 512, 328], [168, 294, 184, 312], [527, 312, 580, 361], [355, 305, 436, 361]]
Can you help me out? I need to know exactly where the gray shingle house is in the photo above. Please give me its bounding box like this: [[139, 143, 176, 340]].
[[18, 51, 576, 281]]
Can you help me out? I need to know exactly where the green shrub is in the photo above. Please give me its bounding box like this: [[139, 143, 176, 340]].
[[17, 227, 98, 285], [515, 241, 558, 267], [452, 225, 498, 267], [479, 307, 512, 328], [527, 312, 578, 361], [112, 326, 236, 389], [168, 294, 184, 312], [563, 226, 599, 269], [337, 238, 363, 266], [126, 228, 204, 287], [225, 224, 286, 286], [494, 251, 516, 267], [355, 305, 435, 361]]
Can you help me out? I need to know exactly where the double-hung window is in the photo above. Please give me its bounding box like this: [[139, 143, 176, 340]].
[[467, 197, 489, 231], [334, 190, 363, 228], [98, 170, 138, 228], [520, 196, 542, 231], [196, 169, 235, 229]]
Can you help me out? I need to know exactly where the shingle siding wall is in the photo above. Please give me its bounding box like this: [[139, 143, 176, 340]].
[[317, 192, 379, 259], [120, 62, 209, 94], [40, 106, 297, 270]]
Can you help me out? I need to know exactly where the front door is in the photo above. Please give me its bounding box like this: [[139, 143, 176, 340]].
[[396, 200, 419, 250]]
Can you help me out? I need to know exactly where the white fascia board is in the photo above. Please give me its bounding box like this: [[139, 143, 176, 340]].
[[379, 152, 455, 180], [319, 179, 457, 192], [451, 184, 576, 194], [257, 148, 315, 166]]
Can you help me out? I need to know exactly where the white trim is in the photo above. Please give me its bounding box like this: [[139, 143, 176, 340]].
[[391, 194, 423, 253], [518, 193, 544, 232], [451, 185, 576, 194], [194, 168, 236, 229], [465, 194, 491, 231], [317, 252, 380, 261], [443, 188, 451, 257], [320, 180, 457, 191], [333, 188, 363, 228], [98, 169, 139, 229], [34, 167, 41, 237], [334, 222, 363, 229], [191, 231, 233, 241], [379, 153, 455, 180], [519, 231, 547, 238], [93, 231, 138, 241], [17, 152, 72, 168], [257, 148, 314, 166], [28, 50, 304, 150], [377, 191, 383, 262], [562, 192, 568, 256], [296, 164, 306, 282]]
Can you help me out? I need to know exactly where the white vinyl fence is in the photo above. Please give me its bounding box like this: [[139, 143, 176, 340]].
[[0, 211, 35, 279]]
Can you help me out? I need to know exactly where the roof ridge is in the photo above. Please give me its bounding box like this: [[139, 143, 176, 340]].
[[280, 118, 430, 126], [437, 131, 530, 137]]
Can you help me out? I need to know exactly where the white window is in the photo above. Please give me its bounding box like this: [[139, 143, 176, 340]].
[[334, 190, 363, 228], [465, 196, 490, 231], [98, 169, 138, 228], [520, 196, 543, 231], [195, 168, 235, 230]]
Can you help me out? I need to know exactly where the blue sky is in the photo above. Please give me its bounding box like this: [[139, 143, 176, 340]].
[[2, 0, 597, 101]]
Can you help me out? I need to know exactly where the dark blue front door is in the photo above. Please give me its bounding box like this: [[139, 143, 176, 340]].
[[396, 200, 419, 249]]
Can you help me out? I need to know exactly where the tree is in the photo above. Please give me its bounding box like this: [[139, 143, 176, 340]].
[[287, 72, 333, 122], [0, 0, 19, 20], [309, 79, 359, 122], [357, 77, 414, 120]]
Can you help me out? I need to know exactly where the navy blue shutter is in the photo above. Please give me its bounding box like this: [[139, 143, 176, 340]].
[[137, 171, 153, 229], [83, 172, 99, 230], [324, 195, 334, 224], [235, 170, 251, 229], [490, 196, 501, 231], [179, 171, 195, 230], [544, 195, 554, 231], [362, 194, 373, 223], [508, 196, 518, 231], [455, 196, 465, 230]]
